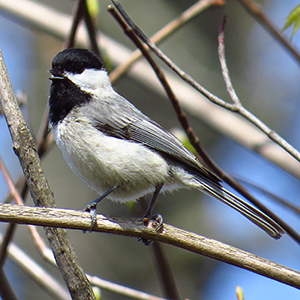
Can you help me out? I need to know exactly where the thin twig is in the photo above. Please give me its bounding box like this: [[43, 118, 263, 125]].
[[110, 0, 224, 83], [1, 203, 300, 290], [109, 1, 300, 245], [0, 156, 23, 206], [233, 175, 300, 216], [0, 155, 23, 267], [0, 235, 70, 300], [151, 242, 180, 300], [82, 0, 101, 58], [0, 154, 54, 269], [0, 47, 95, 300], [112, 1, 300, 164], [237, 0, 300, 65], [65, 0, 101, 58], [216, 16, 300, 243], [111, 2, 235, 108], [63, 0, 85, 49], [0, 158, 19, 299], [0, 0, 298, 178], [218, 17, 240, 106]]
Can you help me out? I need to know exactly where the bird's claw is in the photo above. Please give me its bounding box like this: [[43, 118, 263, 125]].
[[138, 214, 164, 245], [83, 203, 97, 232]]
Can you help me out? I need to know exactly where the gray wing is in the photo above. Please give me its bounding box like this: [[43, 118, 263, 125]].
[[87, 95, 220, 182], [85, 95, 284, 239], [126, 119, 218, 178]]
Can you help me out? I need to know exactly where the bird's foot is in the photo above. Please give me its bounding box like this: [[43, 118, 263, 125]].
[[138, 214, 163, 245], [83, 202, 98, 232]]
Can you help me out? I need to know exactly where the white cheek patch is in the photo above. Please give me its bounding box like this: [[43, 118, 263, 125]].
[[65, 69, 112, 92]]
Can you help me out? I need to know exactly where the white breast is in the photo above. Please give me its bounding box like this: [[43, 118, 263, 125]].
[[52, 114, 175, 202]]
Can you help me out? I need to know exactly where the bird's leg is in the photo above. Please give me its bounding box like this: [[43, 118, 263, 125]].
[[142, 183, 164, 225], [142, 183, 163, 223], [84, 185, 120, 231], [139, 184, 163, 246]]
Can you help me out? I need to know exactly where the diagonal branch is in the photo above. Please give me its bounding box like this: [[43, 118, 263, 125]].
[[0, 235, 69, 300], [0, 203, 300, 290], [0, 48, 95, 300], [112, 1, 300, 164], [0, 0, 103, 280], [110, 0, 224, 83], [237, 0, 300, 65], [0, 0, 299, 179], [63, 0, 85, 49], [3, 235, 166, 300], [216, 16, 300, 243], [109, 1, 300, 245]]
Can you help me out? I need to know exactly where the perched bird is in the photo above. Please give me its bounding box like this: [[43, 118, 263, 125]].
[[48, 48, 283, 239]]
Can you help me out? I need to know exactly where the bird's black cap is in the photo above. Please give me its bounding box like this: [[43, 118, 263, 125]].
[[51, 48, 105, 75], [49, 48, 104, 125]]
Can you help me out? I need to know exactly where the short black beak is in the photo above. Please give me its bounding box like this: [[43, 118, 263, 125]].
[[49, 69, 64, 80]]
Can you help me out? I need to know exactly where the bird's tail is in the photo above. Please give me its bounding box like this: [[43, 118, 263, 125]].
[[198, 179, 284, 239]]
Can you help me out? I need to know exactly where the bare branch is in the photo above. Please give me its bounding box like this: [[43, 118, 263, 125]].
[[237, 0, 300, 64], [218, 16, 241, 106], [110, 0, 224, 83], [0, 0, 299, 178], [87, 275, 167, 300], [151, 242, 180, 300], [215, 16, 300, 242], [109, 0, 300, 246], [0, 235, 70, 300], [0, 48, 95, 300], [0, 203, 300, 290], [113, 1, 300, 164]]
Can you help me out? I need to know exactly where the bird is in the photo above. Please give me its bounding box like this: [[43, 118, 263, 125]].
[[48, 48, 284, 239]]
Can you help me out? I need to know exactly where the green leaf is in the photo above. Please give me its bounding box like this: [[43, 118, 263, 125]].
[[282, 4, 300, 38], [86, 0, 100, 19]]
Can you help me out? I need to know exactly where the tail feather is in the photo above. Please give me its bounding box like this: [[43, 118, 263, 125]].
[[199, 180, 284, 239]]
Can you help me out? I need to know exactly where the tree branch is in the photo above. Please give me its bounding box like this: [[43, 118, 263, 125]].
[[112, 1, 300, 164], [216, 16, 300, 243], [3, 235, 165, 300], [0, 234, 69, 300], [0, 48, 95, 300], [0, 0, 299, 178], [109, 0, 224, 83], [0, 203, 299, 290], [109, 1, 300, 245], [237, 0, 300, 64]]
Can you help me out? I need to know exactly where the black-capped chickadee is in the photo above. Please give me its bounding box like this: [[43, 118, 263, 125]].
[[48, 48, 283, 239]]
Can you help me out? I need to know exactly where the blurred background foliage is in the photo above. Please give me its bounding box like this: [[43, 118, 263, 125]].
[[1, 0, 300, 299]]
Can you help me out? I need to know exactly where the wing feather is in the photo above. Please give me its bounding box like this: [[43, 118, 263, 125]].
[[90, 100, 220, 182]]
